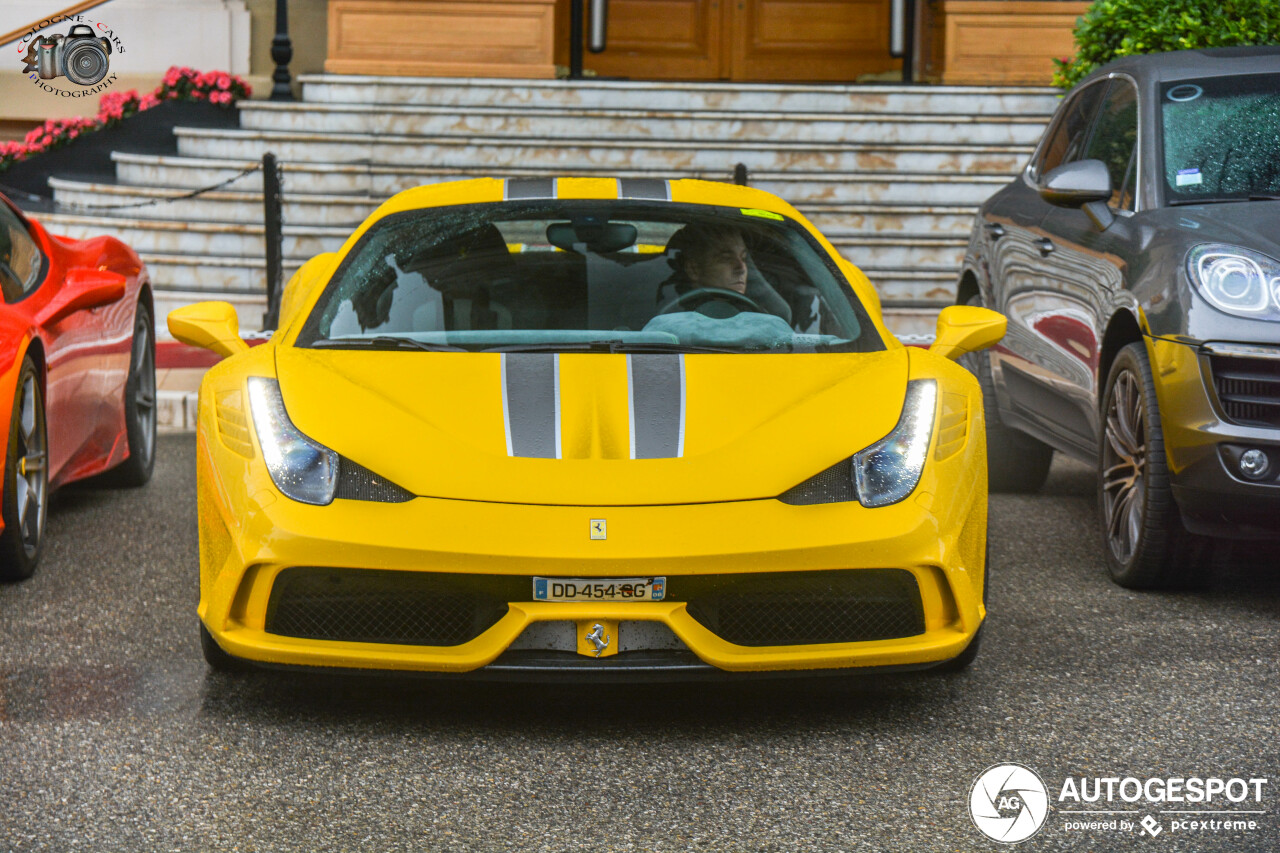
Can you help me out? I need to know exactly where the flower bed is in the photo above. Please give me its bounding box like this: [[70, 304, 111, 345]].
[[1, 67, 251, 174]]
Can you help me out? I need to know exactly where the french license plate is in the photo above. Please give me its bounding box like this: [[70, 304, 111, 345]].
[[533, 577, 666, 602]]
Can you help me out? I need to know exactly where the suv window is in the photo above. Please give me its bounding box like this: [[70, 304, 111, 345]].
[[1035, 81, 1107, 178], [1083, 79, 1139, 210], [0, 205, 42, 303]]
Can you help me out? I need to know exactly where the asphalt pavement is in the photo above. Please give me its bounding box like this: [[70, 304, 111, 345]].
[[1, 435, 1278, 852]]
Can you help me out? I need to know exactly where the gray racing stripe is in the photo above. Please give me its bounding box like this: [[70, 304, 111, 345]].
[[617, 178, 671, 201], [505, 178, 557, 200], [503, 353, 560, 458], [628, 354, 685, 459]]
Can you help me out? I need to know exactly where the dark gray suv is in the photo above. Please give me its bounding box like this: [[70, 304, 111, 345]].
[[957, 46, 1280, 588]]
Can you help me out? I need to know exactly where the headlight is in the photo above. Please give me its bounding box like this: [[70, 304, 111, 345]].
[[853, 379, 937, 508], [247, 376, 337, 505], [1187, 244, 1280, 320]]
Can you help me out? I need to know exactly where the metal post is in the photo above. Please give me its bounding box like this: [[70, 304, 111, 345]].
[[262, 153, 284, 330], [902, 0, 917, 84], [733, 163, 749, 186], [271, 0, 294, 101], [568, 0, 584, 79]]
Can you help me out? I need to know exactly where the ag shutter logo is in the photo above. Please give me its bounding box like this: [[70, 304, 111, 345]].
[[969, 763, 1051, 844], [16, 14, 124, 97]]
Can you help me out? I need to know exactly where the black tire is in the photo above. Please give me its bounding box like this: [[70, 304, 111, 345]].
[[0, 358, 48, 581], [99, 303, 156, 487], [957, 294, 1054, 492], [200, 621, 252, 672], [1098, 342, 1208, 589]]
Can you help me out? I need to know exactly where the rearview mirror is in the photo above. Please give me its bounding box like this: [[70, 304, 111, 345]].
[[38, 267, 126, 327], [929, 305, 1006, 361], [167, 301, 249, 361]]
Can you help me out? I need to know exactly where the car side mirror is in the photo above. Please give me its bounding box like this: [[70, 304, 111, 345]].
[[929, 305, 1006, 361], [37, 267, 126, 326], [1039, 159, 1112, 207], [167, 301, 249, 360]]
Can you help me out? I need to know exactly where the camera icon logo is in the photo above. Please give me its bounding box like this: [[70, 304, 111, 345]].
[[23, 24, 112, 86]]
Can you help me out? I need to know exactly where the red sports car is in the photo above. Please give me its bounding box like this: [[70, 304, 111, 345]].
[[0, 193, 155, 580]]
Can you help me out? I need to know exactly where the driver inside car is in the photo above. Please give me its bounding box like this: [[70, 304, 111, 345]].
[[660, 224, 793, 323]]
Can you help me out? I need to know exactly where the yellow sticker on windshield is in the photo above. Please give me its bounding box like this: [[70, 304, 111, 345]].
[[739, 208, 785, 221]]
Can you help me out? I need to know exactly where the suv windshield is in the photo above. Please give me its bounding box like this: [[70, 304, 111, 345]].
[[1161, 72, 1280, 203], [296, 201, 882, 354]]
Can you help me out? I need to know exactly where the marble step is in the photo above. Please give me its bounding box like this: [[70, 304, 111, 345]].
[[41, 212, 350, 258], [48, 178, 380, 226], [142, 252, 301, 293], [113, 153, 1008, 211], [297, 74, 1060, 117], [239, 101, 1048, 146], [155, 288, 267, 333], [173, 127, 1032, 177]]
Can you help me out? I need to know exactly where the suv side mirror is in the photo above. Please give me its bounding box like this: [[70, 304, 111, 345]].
[[929, 305, 1006, 361], [1038, 159, 1112, 207], [167, 301, 249, 360]]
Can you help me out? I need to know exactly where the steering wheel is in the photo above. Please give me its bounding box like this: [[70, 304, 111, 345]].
[[659, 287, 764, 317]]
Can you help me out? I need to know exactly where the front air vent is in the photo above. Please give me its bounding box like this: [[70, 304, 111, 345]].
[[777, 458, 855, 505], [266, 568, 511, 646], [336, 457, 414, 502], [1209, 355, 1280, 428], [679, 569, 925, 647]]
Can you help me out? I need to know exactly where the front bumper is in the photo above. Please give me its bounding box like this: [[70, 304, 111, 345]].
[[196, 432, 987, 676], [1149, 337, 1280, 538]]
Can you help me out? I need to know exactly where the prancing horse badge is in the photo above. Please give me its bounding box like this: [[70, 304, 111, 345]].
[[589, 519, 607, 540]]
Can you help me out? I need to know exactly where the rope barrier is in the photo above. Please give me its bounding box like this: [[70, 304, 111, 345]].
[[56, 162, 263, 212]]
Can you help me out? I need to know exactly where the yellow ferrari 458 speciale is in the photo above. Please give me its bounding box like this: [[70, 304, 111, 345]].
[[170, 177, 1005, 679]]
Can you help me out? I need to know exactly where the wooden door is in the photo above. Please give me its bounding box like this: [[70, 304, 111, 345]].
[[581, 0, 897, 82]]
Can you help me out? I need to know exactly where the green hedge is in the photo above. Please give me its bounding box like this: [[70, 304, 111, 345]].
[[1053, 0, 1280, 89]]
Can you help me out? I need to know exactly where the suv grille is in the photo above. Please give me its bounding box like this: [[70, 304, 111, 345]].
[[266, 568, 512, 646], [678, 569, 924, 647], [1210, 355, 1280, 428]]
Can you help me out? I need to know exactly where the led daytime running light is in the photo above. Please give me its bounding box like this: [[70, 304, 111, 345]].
[[247, 376, 338, 505], [853, 379, 937, 508]]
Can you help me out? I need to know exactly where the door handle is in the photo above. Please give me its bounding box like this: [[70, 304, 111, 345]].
[[1035, 238, 1055, 256], [984, 222, 1006, 239]]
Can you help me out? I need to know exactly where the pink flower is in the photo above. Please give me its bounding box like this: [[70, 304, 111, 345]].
[[217, 74, 231, 90], [139, 93, 159, 110]]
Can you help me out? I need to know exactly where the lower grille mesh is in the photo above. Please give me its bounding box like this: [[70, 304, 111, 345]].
[[680, 569, 925, 647], [266, 568, 509, 646]]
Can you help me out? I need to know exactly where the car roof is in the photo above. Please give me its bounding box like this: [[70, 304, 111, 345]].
[[1082, 45, 1280, 88]]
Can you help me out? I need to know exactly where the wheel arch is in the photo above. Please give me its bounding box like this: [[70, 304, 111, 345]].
[[956, 269, 981, 307], [1098, 310, 1144, 406]]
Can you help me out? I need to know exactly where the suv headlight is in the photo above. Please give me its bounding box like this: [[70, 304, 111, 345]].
[[247, 376, 338, 505], [853, 379, 937, 508], [1187, 244, 1280, 320]]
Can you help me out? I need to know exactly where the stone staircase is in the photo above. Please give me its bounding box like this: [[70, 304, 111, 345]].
[[35, 74, 1060, 336]]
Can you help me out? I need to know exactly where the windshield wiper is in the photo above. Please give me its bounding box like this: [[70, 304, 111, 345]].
[[312, 336, 465, 352], [482, 340, 740, 354], [1168, 195, 1280, 206]]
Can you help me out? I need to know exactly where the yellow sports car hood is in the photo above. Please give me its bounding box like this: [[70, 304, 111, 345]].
[[274, 346, 908, 505]]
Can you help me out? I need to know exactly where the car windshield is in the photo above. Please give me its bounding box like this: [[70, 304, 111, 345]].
[[1161, 72, 1280, 203], [296, 200, 882, 353]]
